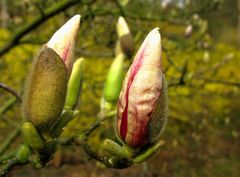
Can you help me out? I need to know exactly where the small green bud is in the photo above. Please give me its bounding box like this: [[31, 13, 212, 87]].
[[64, 58, 85, 110], [21, 122, 45, 151], [103, 54, 125, 103], [22, 46, 68, 133], [16, 144, 31, 164]]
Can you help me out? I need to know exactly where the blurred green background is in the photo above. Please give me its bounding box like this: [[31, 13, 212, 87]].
[[0, 0, 239, 176]]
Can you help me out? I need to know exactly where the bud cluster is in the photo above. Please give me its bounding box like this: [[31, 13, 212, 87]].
[[20, 14, 168, 169]]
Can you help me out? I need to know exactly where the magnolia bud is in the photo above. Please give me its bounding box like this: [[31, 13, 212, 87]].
[[116, 17, 134, 58], [103, 54, 125, 103], [117, 28, 167, 148], [22, 15, 81, 134], [23, 47, 68, 132], [184, 24, 193, 37], [47, 14, 81, 75]]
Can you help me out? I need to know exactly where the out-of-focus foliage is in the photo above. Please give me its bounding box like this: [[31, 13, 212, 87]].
[[0, 0, 239, 176]]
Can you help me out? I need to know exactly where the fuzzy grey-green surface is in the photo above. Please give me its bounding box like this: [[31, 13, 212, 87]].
[[22, 46, 68, 135]]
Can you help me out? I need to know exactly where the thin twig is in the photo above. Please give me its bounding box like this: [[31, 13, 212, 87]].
[[0, 158, 19, 177], [198, 78, 240, 87], [193, 53, 234, 79], [83, 110, 116, 137], [0, 97, 17, 115], [0, 0, 96, 57], [0, 83, 22, 101], [0, 120, 24, 155]]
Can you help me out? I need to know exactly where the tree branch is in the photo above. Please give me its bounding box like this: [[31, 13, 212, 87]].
[[0, 83, 22, 101], [0, 0, 96, 58], [0, 97, 17, 116], [198, 78, 240, 87]]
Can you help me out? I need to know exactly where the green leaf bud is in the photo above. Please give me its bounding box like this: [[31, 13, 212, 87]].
[[21, 122, 45, 151], [16, 144, 31, 164], [103, 54, 125, 103], [64, 58, 85, 110]]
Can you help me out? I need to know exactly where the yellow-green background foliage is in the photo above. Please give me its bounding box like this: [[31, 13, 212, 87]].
[[0, 0, 239, 176]]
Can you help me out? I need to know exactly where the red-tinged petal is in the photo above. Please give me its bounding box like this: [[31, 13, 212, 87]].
[[117, 28, 163, 148], [47, 14, 81, 74]]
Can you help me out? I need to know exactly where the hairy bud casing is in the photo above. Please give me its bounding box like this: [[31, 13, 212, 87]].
[[22, 15, 81, 134], [23, 46, 68, 132]]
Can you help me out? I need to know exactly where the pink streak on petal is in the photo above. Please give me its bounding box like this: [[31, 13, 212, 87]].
[[61, 42, 70, 63], [120, 46, 146, 140]]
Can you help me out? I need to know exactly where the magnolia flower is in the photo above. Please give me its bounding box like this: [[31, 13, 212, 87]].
[[117, 28, 167, 148], [22, 15, 81, 134]]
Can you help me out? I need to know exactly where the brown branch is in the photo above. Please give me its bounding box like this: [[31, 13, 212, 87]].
[[76, 48, 114, 58], [0, 0, 96, 58], [198, 78, 240, 87], [115, 0, 126, 16], [193, 53, 234, 79], [0, 83, 21, 101]]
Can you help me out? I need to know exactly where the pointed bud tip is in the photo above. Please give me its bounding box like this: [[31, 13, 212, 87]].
[[68, 14, 81, 27], [116, 28, 164, 148], [46, 14, 81, 71], [118, 16, 126, 25], [117, 16, 130, 37], [147, 28, 161, 44]]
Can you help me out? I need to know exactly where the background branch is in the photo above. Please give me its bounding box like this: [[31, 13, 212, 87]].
[[0, 83, 22, 101], [0, 0, 96, 58]]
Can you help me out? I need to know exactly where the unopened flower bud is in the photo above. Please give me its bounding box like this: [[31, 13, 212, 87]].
[[22, 15, 81, 134], [184, 24, 193, 37], [103, 54, 125, 103], [47, 14, 81, 75], [116, 17, 134, 58], [117, 28, 167, 148]]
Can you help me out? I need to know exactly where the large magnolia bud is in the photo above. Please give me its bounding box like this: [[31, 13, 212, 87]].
[[22, 15, 81, 134], [117, 28, 167, 148]]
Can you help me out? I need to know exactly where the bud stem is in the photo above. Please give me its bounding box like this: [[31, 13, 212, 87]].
[[133, 141, 164, 163], [102, 139, 136, 159]]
